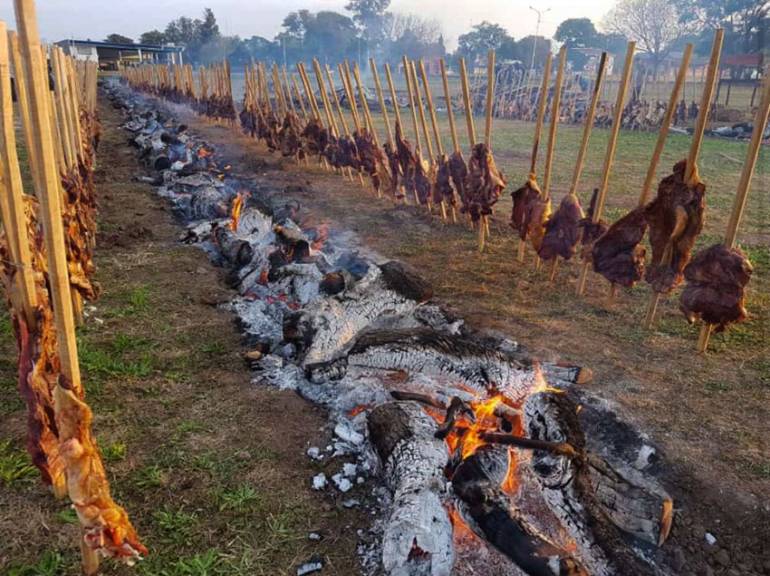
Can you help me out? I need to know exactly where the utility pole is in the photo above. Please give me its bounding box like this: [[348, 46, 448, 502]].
[[528, 5, 550, 73]]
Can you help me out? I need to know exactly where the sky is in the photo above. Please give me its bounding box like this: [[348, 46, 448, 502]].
[[0, 0, 617, 49]]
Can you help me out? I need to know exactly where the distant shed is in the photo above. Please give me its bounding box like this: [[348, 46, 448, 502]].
[[56, 39, 185, 71]]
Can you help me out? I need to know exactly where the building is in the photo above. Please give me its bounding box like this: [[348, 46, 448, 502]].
[[56, 40, 185, 71]]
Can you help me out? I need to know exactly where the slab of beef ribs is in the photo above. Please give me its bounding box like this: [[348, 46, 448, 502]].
[[537, 193, 584, 261], [578, 188, 609, 262], [645, 159, 705, 294], [239, 106, 257, 137], [510, 175, 550, 251], [279, 111, 304, 158], [300, 118, 329, 158], [336, 135, 360, 170], [591, 207, 647, 287], [383, 141, 403, 198], [680, 244, 752, 331], [433, 153, 457, 207], [414, 154, 433, 205], [465, 143, 506, 222], [355, 129, 386, 193], [395, 120, 418, 200], [448, 151, 469, 210]]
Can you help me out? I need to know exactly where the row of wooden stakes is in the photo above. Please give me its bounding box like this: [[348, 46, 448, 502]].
[[125, 34, 769, 354], [1, 1, 144, 574]]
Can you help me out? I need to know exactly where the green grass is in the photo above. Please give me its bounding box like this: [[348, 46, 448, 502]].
[[102, 440, 128, 462], [132, 464, 168, 490], [0, 440, 38, 486], [6, 551, 65, 576], [216, 484, 261, 513]]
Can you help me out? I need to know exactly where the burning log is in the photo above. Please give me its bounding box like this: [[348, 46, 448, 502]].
[[368, 402, 454, 576], [524, 392, 673, 573], [451, 446, 586, 575]]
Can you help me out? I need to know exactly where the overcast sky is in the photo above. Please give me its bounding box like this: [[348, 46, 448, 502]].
[[1, 0, 616, 49]]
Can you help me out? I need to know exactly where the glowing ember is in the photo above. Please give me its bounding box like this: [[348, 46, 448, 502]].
[[197, 147, 213, 159], [311, 224, 329, 251], [348, 404, 372, 417], [531, 363, 564, 395], [229, 192, 246, 231]]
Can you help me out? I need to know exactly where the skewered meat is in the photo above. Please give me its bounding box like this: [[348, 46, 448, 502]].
[[300, 118, 328, 157], [578, 189, 609, 262], [355, 129, 386, 193], [433, 154, 456, 207], [591, 207, 647, 287], [448, 151, 468, 209], [337, 135, 360, 170], [465, 143, 506, 222], [645, 159, 705, 294], [279, 111, 304, 158], [537, 193, 584, 261], [395, 121, 418, 200], [680, 244, 752, 331], [54, 385, 147, 563], [383, 141, 402, 198], [510, 174, 550, 250], [414, 154, 432, 205]]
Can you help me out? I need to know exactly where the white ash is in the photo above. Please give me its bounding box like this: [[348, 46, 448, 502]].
[[311, 473, 327, 491]]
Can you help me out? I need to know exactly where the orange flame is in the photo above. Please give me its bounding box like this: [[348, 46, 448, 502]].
[[447, 505, 477, 543], [348, 404, 372, 417], [197, 147, 213, 159], [229, 192, 245, 232]]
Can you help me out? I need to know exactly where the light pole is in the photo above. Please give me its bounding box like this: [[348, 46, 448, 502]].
[[528, 5, 550, 72]]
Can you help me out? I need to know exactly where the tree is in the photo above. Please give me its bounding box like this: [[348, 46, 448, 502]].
[[139, 30, 166, 45], [457, 22, 514, 65], [104, 33, 133, 44], [515, 35, 552, 69], [674, 0, 769, 54], [554, 18, 600, 69], [277, 10, 358, 64], [603, 0, 695, 75], [382, 13, 444, 62], [346, 0, 391, 55]]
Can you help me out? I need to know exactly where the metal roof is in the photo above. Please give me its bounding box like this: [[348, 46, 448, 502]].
[[56, 39, 184, 53]]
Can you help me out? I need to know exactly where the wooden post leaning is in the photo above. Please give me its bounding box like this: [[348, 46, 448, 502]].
[[439, 58, 460, 222], [418, 59, 448, 221], [642, 31, 722, 327], [576, 41, 636, 296], [518, 52, 552, 263], [548, 52, 608, 282]]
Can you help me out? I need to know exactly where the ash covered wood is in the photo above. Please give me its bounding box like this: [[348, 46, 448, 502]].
[[368, 402, 454, 576]]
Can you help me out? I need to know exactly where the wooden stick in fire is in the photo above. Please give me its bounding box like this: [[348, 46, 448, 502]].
[[576, 41, 636, 296], [419, 59, 449, 221], [697, 67, 769, 353], [548, 52, 608, 283], [535, 45, 567, 270], [517, 52, 552, 263], [644, 33, 722, 327], [640, 44, 694, 326]]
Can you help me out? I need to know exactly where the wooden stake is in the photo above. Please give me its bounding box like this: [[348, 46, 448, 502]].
[[542, 46, 567, 200], [645, 31, 723, 327], [576, 41, 636, 296], [698, 68, 769, 353], [384, 62, 408, 203], [484, 49, 496, 147], [0, 24, 38, 326], [518, 52, 552, 263], [458, 57, 476, 147], [440, 59, 460, 154], [352, 63, 384, 194], [370, 58, 393, 146], [639, 45, 693, 206], [13, 0, 95, 571], [548, 52, 608, 282], [418, 60, 448, 220]]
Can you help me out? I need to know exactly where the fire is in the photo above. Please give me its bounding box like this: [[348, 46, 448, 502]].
[[197, 146, 213, 159], [311, 224, 329, 251], [447, 505, 477, 543], [229, 192, 245, 232], [531, 363, 564, 395], [459, 395, 504, 460]]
